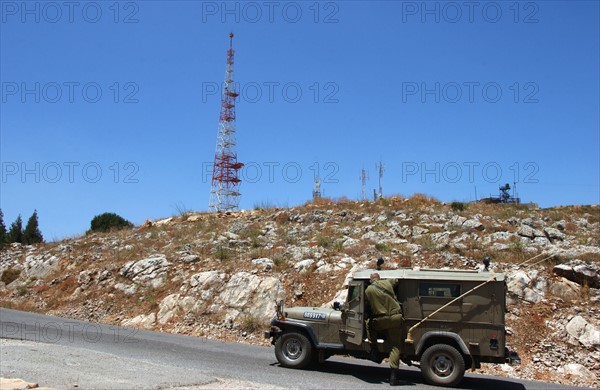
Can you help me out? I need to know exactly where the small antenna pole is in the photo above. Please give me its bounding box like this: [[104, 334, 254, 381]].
[[375, 159, 385, 199], [359, 167, 369, 201]]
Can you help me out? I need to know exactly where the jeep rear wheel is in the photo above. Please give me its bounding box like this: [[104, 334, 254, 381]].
[[420, 344, 465, 387], [274, 331, 314, 369]]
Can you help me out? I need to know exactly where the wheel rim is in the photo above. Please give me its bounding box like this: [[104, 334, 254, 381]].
[[283, 338, 303, 361], [431, 353, 454, 377]]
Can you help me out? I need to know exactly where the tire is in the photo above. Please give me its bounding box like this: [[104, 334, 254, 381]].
[[420, 344, 466, 387], [274, 331, 314, 369]]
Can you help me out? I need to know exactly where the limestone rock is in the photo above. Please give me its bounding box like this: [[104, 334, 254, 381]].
[[553, 261, 600, 288], [157, 294, 180, 324], [517, 224, 546, 240], [335, 256, 356, 270], [566, 316, 600, 347], [549, 277, 580, 301], [180, 254, 200, 263], [23, 254, 59, 278], [557, 363, 596, 381], [251, 258, 274, 271], [186, 214, 202, 222], [342, 237, 360, 248], [506, 270, 545, 303], [412, 226, 429, 237], [77, 270, 94, 288], [154, 217, 173, 226], [405, 243, 420, 254], [157, 294, 198, 324], [544, 227, 566, 241], [189, 271, 223, 299], [449, 215, 467, 227], [430, 232, 450, 249], [294, 259, 314, 273], [121, 313, 156, 329], [315, 261, 333, 273], [0, 378, 56, 390], [491, 243, 510, 251], [463, 219, 484, 231], [489, 231, 513, 241], [120, 254, 170, 288], [532, 236, 549, 246], [507, 271, 531, 296], [218, 272, 284, 320], [113, 282, 137, 296]]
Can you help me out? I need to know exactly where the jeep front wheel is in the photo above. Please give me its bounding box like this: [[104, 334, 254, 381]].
[[274, 331, 314, 369], [420, 344, 465, 387]]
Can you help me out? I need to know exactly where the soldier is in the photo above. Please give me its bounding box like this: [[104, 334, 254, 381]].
[[365, 272, 404, 386]]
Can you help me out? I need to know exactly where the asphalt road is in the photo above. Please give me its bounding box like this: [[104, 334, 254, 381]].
[[0, 308, 590, 389]]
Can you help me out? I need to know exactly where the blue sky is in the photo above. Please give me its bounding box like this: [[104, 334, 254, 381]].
[[1, 1, 599, 240]]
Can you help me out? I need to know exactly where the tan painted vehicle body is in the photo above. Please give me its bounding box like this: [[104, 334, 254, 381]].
[[265, 267, 520, 387]]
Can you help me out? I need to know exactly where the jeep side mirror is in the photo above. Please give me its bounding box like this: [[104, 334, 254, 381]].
[[333, 301, 342, 310]]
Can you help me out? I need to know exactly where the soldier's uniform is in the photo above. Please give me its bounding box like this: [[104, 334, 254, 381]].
[[365, 276, 403, 385]]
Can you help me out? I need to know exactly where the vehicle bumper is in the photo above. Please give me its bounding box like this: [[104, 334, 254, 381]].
[[263, 328, 281, 339], [264, 320, 283, 341]]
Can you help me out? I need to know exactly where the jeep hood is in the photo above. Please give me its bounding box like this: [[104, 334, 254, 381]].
[[282, 306, 342, 324]]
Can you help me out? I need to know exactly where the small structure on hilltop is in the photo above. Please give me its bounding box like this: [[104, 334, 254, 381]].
[[480, 183, 521, 204], [312, 177, 322, 200]]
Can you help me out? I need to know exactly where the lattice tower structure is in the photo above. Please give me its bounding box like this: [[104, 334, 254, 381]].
[[209, 33, 244, 212]]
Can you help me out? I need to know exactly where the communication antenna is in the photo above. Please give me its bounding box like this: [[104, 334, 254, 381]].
[[313, 176, 321, 199], [359, 167, 369, 200], [375, 160, 385, 199], [209, 33, 244, 212]]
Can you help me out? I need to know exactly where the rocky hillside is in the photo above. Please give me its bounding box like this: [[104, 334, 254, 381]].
[[1, 197, 599, 387]]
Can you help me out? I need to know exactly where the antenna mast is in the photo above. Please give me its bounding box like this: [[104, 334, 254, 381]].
[[313, 176, 321, 199], [375, 160, 385, 199], [209, 33, 244, 212], [359, 167, 369, 200]]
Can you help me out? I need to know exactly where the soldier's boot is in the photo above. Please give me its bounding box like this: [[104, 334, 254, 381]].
[[389, 368, 399, 386]]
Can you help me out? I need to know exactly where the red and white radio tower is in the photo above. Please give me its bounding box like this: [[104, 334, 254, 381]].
[[209, 33, 244, 212]]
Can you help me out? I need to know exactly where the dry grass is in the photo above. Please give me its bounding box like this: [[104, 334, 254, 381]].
[[238, 314, 264, 334]]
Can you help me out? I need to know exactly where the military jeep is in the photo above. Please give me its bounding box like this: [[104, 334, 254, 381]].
[[265, 265, 520, 387]]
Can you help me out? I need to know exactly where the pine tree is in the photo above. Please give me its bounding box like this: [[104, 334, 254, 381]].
[[8, 215, 23, 244], [23, 210, 43, 244], [0, 209, 7, 249]]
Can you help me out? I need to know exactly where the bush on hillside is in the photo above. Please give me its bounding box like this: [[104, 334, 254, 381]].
[[451, 201, 467, 212], [1, 267, 21, 285], [89, 212, 133, 233]]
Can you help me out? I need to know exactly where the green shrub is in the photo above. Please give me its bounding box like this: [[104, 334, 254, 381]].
[[16, 285, 28, 296], [375, 242, 391, 252], [215, 245, 230, 261], [1, 267, 21, 285], [89, 212, 133, 233], [317, 234, 333, 248], [451, 202, 466, 212]]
